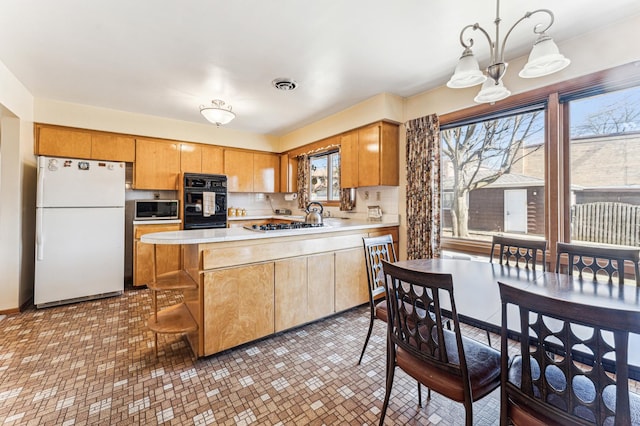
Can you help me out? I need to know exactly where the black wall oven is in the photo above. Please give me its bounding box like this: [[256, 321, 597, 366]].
[[183, 173, 227, 229]]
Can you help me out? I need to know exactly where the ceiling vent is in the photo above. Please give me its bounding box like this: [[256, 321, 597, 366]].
[[272, 78, 297, 91]]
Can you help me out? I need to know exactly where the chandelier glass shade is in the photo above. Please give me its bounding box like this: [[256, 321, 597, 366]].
[[200, 99, 236, 126], [447, 0, 570, 104]]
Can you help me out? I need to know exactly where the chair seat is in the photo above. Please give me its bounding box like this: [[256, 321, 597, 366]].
[[397, 329, 501, 402], [374, 300, 429, 324], [508, 355, 640, 425]]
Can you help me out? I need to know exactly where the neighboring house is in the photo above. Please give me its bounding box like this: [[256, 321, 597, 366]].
[[442, 172, 545, 236], [443, 133, 640, 242]]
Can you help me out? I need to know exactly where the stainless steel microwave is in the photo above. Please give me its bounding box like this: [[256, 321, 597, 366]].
[[134, 200, 179, 220]]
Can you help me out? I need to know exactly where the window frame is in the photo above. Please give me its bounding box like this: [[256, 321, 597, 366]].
[[438, 62, 640, 270], [308, 149, 341, 205]]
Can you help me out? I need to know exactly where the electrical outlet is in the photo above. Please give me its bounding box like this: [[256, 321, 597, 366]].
[[376, 191, 381, 201], [364, 191, 369, 200]]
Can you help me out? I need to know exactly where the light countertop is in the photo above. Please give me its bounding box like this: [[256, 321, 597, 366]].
[[141, 218, 399, 245]]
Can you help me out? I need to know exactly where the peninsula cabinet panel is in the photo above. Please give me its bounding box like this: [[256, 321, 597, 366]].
[[307, 252, 335, 321], [91, 133, 135, 162], [334, 247, 368, 312], [133, 224, 181, 286], [180, 143, 202, 174], [203, 263, 275, 355], [36, 126, 92, 159], [275, 257, 308, 332], [358, 122, 399, 187], [201, 145, 224, 174], [340, 130, 359, 188], [253, 152, 280, 193], [134, 138, 180, 190], [224, 150, 254, 192]]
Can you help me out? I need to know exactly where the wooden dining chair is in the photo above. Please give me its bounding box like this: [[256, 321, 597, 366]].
[[490, 235, 548, 271], [379, 260, 501, 426], [555, 241, 640, 285], [498, 280, 640, 425], [359, 235, 397, 364]]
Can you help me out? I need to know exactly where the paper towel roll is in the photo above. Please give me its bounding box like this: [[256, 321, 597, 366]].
[[284, 193, 298, 201]]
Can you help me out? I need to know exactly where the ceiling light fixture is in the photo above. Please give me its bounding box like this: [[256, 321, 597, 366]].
[[447, 0, 570, 104], [200, 99, 236, 126]]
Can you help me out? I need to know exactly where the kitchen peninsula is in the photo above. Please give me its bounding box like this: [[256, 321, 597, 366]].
[[141, 218, 399, 358]]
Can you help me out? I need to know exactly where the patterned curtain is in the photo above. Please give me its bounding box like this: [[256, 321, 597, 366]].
[[339, 188, 355, 211], [296, 154, 310, 210], [405, 114, 441, 259]]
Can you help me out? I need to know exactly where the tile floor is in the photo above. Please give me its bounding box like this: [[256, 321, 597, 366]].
[[1, 287, 634, 425]]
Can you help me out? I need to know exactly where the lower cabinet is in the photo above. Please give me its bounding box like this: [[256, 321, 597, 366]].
[[133, 224, 181, 286], [203, 263, 275, 355], [334, 247, 369, 312], [274, 253, 334, 332]]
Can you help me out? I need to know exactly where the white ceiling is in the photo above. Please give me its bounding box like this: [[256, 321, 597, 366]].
[[1, 0, 639, 136]]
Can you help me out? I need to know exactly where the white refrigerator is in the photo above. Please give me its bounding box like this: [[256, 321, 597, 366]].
[[35, 156, 125, 308]]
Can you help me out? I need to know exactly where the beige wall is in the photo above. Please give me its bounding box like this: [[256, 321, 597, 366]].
[[0, 61, 35, 312]]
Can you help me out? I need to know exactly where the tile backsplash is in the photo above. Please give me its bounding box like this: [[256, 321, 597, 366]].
[[228, 186, 399, 220]]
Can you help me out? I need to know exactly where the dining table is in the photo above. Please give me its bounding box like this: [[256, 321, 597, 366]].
[[391, 258, 640, 380]]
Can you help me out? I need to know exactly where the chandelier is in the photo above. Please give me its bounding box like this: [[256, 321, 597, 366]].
[[447, 0, 570, 104], [200, 99, 236, 126]]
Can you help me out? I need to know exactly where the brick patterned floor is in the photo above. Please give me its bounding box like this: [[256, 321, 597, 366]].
[[1, 287, 637, 425]]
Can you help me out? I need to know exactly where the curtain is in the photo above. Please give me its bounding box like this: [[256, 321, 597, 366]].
[[339, 188, 355, 211], [296, 154, 310, 210], [405, 114, 441, 259]]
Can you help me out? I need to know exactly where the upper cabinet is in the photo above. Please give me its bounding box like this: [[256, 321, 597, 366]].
[[357, 122, 399, 187], [201, 145, 224, 175], [35, 124, 135, 162], [253, 152, 280, 193], [225, 150, 280, 192], [224, 150, 254, 192], [339, 121, 399, 188], [340, 131, 359, 188], [133, 138, 180, 190], [180, 143, 202, 174], [279, 154, 298, 193]]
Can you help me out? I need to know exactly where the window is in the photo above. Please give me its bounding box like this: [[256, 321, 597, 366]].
[[567, 85, 640, 247], [309, 150, 340, 202], [440, 108, 546, 242], [437, 62, 640, 264]]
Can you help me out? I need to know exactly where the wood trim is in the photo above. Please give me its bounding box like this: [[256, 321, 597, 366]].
[[0, 306, 21, 315], [440, 61, 640, 126], [546, 93, 561, 272]]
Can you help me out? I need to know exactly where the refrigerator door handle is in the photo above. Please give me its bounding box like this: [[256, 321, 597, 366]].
[[37, 159, 45, 207], [36, 208, 44, 260]]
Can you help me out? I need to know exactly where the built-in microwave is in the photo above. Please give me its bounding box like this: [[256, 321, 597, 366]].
[[134, 200, 179, 220]]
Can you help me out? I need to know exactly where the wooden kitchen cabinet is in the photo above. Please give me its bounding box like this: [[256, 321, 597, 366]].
[[280, 153, 298, 193], [274, 253, 334, 332], [224, 150, 280, 192], [340, 130, 359, 188], [35, 124, 135, 162], [91, 133, 135, 162], [224, 149, 254, 192], [338, 121, 399, 188], [36, 125, 92, 159], [203, 262, 275, 354], [201, 145, 224, 174], [334, 247, 368, 312], [253, 152, 280, 193], [357, 122, 399, 187], [180, 143, 202, 173], [133, 138, 181, 190], [133, 223, 181, 286]]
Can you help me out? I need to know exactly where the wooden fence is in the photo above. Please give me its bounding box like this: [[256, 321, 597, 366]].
[[571, 202, 640, 246]]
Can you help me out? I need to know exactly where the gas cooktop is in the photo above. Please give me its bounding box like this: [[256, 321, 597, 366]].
[[244, 222, 325, 232]]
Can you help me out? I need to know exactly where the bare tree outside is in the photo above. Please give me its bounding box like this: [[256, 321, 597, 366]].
[[441, 111, 544, 237], [571, 94, 640, 137]]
